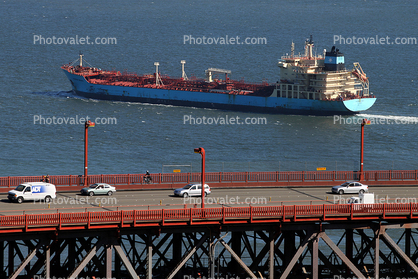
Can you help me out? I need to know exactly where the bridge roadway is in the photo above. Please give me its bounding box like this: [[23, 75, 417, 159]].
[[1, 185, 417, 215]]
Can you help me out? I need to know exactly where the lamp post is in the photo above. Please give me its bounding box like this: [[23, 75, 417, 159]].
[[359, 119, 370, 181], [84, 120, 95, 186], [194, 147, 205, 208]]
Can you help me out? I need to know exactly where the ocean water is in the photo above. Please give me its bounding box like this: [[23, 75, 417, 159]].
[[1, 0, 417, 176]]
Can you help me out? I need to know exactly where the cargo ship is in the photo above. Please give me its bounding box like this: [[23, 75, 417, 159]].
[[61, 36, 376, 115]]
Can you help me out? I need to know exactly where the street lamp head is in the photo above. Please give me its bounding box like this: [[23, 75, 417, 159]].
[[85, 121, 96, 128], [194, 147, 205, 155], [361, 119, 371, 126]]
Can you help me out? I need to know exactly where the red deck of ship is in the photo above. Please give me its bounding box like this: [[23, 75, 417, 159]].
[[62, 65, 274, 96]]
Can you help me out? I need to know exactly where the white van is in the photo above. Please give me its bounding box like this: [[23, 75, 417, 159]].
[[8, 182, 56, 203]]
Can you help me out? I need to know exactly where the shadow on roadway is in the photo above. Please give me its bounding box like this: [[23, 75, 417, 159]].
[[286, 188, 335, 204], [0, 198, 12, 204]]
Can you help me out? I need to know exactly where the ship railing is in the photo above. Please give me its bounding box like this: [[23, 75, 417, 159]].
[[293, 69, 351, 74], [281, 55, 324, 60]]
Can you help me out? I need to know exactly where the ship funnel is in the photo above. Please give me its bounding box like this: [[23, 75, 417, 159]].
[[181, 60, 188, 80], [324, 46, 345, 72]]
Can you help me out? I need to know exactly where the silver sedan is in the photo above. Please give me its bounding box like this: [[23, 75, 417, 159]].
[[80, 183, 116, 196], [332, 182, 368, 195]]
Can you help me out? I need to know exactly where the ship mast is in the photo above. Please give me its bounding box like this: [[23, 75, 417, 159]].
[[79, 52, 84, 67], [291, 41, 295, 58], [181, 60, 188, 80], [154, 62, 163, 86]]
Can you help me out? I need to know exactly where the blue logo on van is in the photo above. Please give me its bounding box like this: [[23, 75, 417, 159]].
[[32, 186, 42, 193]]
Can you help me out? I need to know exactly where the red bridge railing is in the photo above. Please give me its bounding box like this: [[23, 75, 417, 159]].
[[0, 170, 417, 190], [2, 203, 418, 233]]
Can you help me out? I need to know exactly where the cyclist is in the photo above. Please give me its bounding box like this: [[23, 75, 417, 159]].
[[144, 171, 152, 183]]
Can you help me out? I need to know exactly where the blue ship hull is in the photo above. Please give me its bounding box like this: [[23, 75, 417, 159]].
[[63, 70, 376, 116]]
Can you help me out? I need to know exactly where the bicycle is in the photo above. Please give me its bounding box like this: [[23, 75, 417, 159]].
[[143, 176, 152, 184]]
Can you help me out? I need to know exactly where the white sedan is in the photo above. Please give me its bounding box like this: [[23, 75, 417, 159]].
[[332, 182, 368, 195]]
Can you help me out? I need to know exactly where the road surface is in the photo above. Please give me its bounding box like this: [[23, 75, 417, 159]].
[[0, 185, 416, 215]]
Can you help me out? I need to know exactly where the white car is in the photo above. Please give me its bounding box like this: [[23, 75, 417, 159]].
[[332, 182, 368, 195], [173, 184, 211, 197]]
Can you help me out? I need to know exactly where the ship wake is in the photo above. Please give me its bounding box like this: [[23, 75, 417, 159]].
[[32, 90, 86, 99], [358, 114, 418, 124]]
